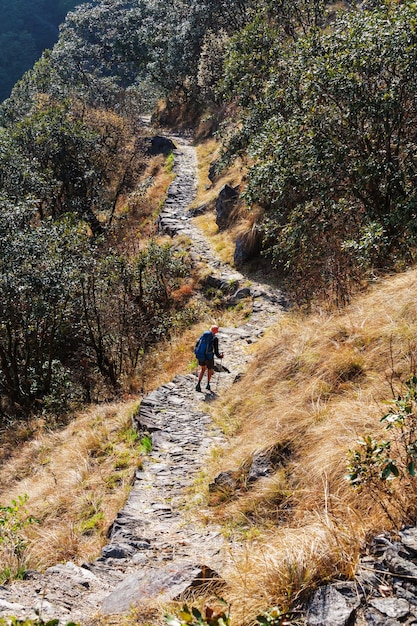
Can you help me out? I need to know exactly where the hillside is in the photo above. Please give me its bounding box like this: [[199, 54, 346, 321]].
[[1, 0, 417, 624], [211, 266, 417, 611], [1, 130, 417, 625]]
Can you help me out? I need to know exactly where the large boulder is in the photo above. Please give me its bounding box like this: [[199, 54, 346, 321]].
[[215, 184, 239, 230], [306, 583, 361, 626], [146, 135, 176, 156], [208, 159, 219, 183]]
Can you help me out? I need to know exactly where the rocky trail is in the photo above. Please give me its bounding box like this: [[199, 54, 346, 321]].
[[0, 133, 287, 624], [157, 133, 287, 325]]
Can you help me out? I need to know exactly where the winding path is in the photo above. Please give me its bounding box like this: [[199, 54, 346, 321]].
[[0, 134, 287, 623]]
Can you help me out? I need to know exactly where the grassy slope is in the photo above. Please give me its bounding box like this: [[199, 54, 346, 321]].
[[198, 268, 417, 619]]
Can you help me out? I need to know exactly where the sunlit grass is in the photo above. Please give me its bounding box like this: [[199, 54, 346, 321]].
[[189, 138, 261, 267], [0, 401, 143, 570]]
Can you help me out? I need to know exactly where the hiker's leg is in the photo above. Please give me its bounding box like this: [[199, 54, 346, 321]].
[[206, 358, 215, 386], [198, 365, 206, 382]]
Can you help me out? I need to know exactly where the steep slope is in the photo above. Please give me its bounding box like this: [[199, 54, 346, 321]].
[[2, 129, 417, 625], [207, 266, 417, 624]]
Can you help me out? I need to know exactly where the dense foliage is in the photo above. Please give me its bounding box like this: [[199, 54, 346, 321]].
[[45, 0, 259, 111], [0, 196, 190, 419], [221, 1, 417, 302], [0, 0, 80, 102], [0, 0, 201, 422], [3, 0, 417, 418]]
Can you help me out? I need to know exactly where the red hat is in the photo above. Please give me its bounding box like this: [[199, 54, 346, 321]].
[[211, 325, 219, 334]]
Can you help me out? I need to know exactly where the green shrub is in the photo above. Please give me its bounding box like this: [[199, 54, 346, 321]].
[[165, 601, 230, 626], [347, 375, 417, 524], [0, 495, 36, 583], [256, 606, 302, 626], [139, 435, 153, 454]]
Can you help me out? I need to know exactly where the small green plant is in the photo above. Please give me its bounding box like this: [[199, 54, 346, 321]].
[[119, 425, 140, 445], [165, 601, 230, 626], [165, 151, 175, 173], [0, 495, 36, 582], [256, 606, 302, 626], [139, 434, 153, 454], [78, 512, 104, 535], [77, 494, 104, 535], [347, 375, 417, 523], [188, 357, 198, 372]]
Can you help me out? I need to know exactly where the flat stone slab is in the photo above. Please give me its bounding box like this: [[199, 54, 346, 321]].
[[306, 584, 361, 626], [101, 563, 224, 614]]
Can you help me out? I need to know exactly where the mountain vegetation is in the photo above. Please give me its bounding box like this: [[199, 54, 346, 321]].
[[2, 0, 417, 622], [1, 0, 416, 421]]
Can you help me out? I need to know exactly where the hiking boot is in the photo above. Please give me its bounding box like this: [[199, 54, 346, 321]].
[[206, 383, 211, 391], [195, 382, 202, 392]]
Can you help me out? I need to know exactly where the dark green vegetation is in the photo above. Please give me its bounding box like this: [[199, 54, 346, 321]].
[[0, 8, 197, 421], [0, 0, 80, 102], [0, 494, 35, 583], [220, 1, 417, 304], [1, 0, 417, 421]]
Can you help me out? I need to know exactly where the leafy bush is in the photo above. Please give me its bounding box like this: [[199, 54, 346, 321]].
[[347, 376, 417, 524], [166, 601, 230, 626], [256, 606, 302, 626], [0, 192, 192, 419], [0, 206, 89, 419], [0, 495, 36, 582]]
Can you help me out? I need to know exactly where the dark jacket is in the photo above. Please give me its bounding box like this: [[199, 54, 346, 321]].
[[211, 334, 222, 359]]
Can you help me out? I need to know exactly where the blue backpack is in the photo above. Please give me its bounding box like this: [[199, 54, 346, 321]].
[[194, 331, 214, 360]]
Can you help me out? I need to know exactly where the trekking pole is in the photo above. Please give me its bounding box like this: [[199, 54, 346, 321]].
[[215, 359, 221, 392]]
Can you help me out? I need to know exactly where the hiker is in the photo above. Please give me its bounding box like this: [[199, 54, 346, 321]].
[[194, 325, 224, 392]]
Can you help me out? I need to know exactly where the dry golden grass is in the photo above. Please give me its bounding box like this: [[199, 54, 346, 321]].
[[193, 213, 236, 265], [0, 401, 143, 571], [224, 518, 360, 621], [189, 139, 249, 265], [194, 138, 222, 202], [192, 267, 417, 619]]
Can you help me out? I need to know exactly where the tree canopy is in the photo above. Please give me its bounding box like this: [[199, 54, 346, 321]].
[[221, 2, 417, 302]]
